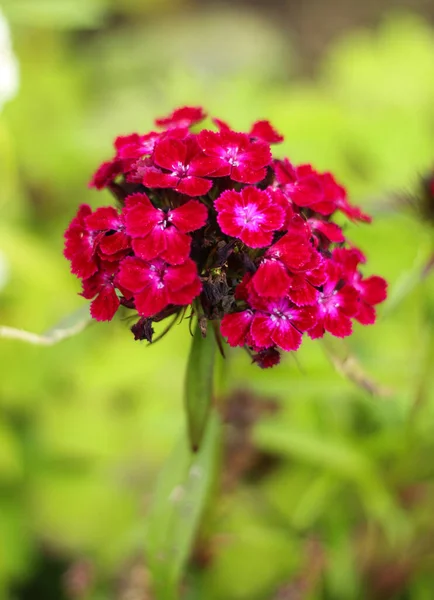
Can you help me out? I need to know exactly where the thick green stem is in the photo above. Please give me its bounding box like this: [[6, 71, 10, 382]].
[[184, 319, 216, 452]]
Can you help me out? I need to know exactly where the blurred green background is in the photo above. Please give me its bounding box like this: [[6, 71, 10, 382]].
[[1, 0, 434, 598]]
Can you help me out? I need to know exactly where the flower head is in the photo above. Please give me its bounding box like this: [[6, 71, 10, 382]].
[[64, 106, 387, 368]]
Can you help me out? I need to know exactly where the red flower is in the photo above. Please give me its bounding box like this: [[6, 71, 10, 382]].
[[275, 159, 371, 222], [81, 262, 120, 322], [114, 132, 160, 161], [250, 227, 316, 298], [123, 193, 208, 265], [116, 256, 201, 317], [333, 248, 387, 324], [220, 310, 254, 348], [155, 106, 206, 129], [89, 160, 123, 190], [142, 136, 215, 197], [309, 261, 359, 339], [64, 204, 100, 279], [220, 296, 317, 352], [65, 106, 387, 368], [249, 120, 284, 144], [249, 296, 317, 352], [198, 129, 271, 183], [308, 218, 345, 244], [215, 187, 285, 248], [85, 206, 130, 260]]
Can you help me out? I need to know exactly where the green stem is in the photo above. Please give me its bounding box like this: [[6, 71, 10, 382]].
[[184, 319, 216, 452]]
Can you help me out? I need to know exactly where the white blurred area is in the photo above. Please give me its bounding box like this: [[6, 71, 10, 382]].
[[0, 8, 17, 291], [0, 250, 9, 291], [0, 7, 18, 112]]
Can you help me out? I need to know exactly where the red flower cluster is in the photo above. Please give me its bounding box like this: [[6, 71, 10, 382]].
[[64, 106, 387, 368]]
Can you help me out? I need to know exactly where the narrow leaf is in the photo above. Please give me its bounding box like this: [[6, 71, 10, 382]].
[[184, 320, 216, 451], [147, 413, 220, 600]]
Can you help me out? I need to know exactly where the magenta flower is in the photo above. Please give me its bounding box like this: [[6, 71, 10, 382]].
[[198, 129, 271, 183], [81, 261, 120, 322], [142, 136, 216, 197], [124, 193, 208, 265], [308, 261, 360, 339], [116, 256, 201, 317], [64, 105, 387, 367], [64, 204, 100, 279], [249, 120, 284, 144], [155, 106, 206, 130], [221, 295, 316, 352], [215, 187, 285, 248], [249, 297, 317, 352], [333, 247, 387, 324], [85, 206, 130, 259], [89, 160, 123, 190]]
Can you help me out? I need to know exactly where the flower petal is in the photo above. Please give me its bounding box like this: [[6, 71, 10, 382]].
[[161, 228, 192, 265], [124, 196, 163, 238], [252, 260, 290, 298], [176, 176, 212, 197], [169, 200, 208, 233], [90, 285, 120, 322], [220, 311, 253, 347], [134, 287, 169, 317]]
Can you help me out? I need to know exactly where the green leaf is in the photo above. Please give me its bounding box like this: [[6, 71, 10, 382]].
[[184, 320, 216, 451], [146, 413, 221, 600]]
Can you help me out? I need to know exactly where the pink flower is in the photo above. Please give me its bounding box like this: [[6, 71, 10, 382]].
[[198, 129, 271, 183], [220, 296, 317, 352], [249, 120, 284, 144], [116, 256, 202, 317], [249, 296, 317, 352], [142, 136, 215, 197], [250, 227, 317, 299], [123, 193, 208, 265], [309, 261, 359, 339], [65, 106, 387, 368], [85, 206, 130, 260], [81, 262, 120, 322], [89, 159, 123, 190], [333, 248, 387, 324], [220, 310, 254, 348], [155, 106, 207, 129], [114, 132, 160, 162], [215, 187, 285, 248], [308, 218, 345, 244], [64, 204, 100, 279], [275, 160, 371, 222]]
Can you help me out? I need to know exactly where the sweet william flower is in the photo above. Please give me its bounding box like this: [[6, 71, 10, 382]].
[[64, 105, 387, 369], [309, 261, 360, 339], [249, 120, 284, 144], [124, 193, 208, 265], [142, 136, 216, 197], [85, 206, 130, 259], [64, 204, 100, 279], [116, 256, 201, 317], [198, 129, 271, 184], [81, 261, 120, 322], [215, 187, 285, 248], [155, 106, 206, 130]]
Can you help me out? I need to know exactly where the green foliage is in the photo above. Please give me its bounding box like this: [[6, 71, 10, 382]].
[[147, 412, 220, 599], [1, 3, 434, 599], [184, 321, 216, 451]]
